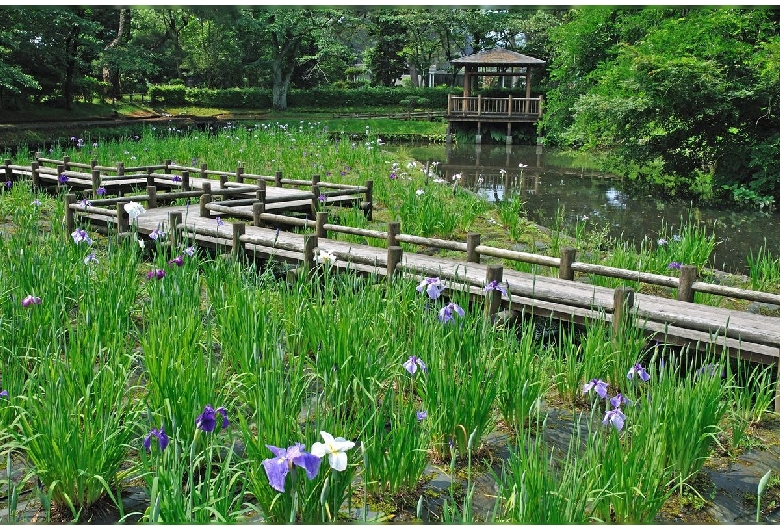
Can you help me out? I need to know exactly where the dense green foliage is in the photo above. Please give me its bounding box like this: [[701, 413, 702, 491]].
[[542, 7, 780, 205], [1, 6, 779, 203]]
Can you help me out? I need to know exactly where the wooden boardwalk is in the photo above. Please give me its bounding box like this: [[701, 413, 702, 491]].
[[115, 205, 780, 379], [6, 156, 780, 409]]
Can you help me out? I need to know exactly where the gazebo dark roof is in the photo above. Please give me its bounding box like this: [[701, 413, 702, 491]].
[[451, 48, 546, 67]]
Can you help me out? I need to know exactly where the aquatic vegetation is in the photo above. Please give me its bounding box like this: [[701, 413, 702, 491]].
[[0, 130, 776, 524]]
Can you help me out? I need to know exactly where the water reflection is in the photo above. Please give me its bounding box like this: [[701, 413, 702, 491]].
[[389, 143, 780, 274]]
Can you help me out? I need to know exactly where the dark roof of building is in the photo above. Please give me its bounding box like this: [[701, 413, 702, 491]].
[[451, 48, 546, 67]]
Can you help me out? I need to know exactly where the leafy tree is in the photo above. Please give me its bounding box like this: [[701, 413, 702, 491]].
[[546, 7, 780, 200], [2, 7, 105, 110], [0, 9, 41, 109], [129, 8, 193, 83], [364, 10, 407, 87], [176, 8, 245, 89]]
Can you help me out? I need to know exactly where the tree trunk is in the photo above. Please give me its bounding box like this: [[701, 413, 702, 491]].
[[272, 60, 292, 110], [409, 64, 419, 88], [64, 26, 79, 111], [103, 9, 131, 101]]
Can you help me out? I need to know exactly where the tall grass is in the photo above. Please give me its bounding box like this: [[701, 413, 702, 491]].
[[2, 129, 777, 524]]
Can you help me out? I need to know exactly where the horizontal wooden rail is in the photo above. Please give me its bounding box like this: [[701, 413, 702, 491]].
[[570, 262, 680, 288], [12, 158, 780, 311]]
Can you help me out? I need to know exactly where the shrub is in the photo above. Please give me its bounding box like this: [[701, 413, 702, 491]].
[[148, 84, 187, 105]]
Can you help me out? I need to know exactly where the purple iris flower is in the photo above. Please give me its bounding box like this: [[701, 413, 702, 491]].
[[216, 217, 224, 227], [196, 404, 229, 433], [149, 228, 165, 241], [21, 295, 42, 307], [79, 199, 92, 208], [96, 186, 107, 196], [143, 427, 169, 452], [696, 363, 725, 379], [389, 172, 397, 180], [438, 302, 465, 324], [403, 355, 428, 375], [71, 228, 93, 245], [169, 255, 184, 267], [416, 411, 428, 421], [146, 268, 166, 280], [609, 393, 631, 408], [416, 277, 445, 300], [627, 363, 650, 382], [583, 378, 609, 399], [318, 194, 326, 203], [262, 443, 321, 493], [58, 174, 69, 184], [484, 280, 508, 296], [172, 175, 182, 183], [603, 407, 626, 431], [5, 180, 11, 188], [84, 252, 98, 265], [184, 246, 196, 257], [31, 199, 42, 207], [0, 389, 9, 399], [667, 262, 682, 270]]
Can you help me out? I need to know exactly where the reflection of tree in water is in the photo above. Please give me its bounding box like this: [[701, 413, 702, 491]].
[[386, 143, 780, 273]]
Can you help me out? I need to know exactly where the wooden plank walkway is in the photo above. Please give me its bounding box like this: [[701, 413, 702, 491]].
[[107, 205, 780, 373]]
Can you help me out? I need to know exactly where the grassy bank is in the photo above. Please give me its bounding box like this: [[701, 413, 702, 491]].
[[0, 100, 448, 149]]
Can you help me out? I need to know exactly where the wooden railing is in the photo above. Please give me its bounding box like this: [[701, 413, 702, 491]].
[[6, 156, 780, 310], [447, 95, 543, 117]]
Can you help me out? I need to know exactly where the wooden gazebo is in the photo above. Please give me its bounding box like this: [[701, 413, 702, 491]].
[[446, 48, 546, 144]]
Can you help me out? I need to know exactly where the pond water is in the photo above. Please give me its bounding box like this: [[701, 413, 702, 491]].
[[390, 143, 780, 274]]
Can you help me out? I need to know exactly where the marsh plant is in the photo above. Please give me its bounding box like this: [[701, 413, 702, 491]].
[[1, 130, 778, 524]]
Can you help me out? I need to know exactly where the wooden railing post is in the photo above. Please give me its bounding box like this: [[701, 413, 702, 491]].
[[447, 93, 452, 114], [233, 222, 246, 259], [200, 181, 212, 218], [117, 162, 125, 177], [303, 235, 317, 270], [477, 94, 482, 116], [612, 286, 636, 339], [4, 158, 12, 184], [182, 170, 190, 191], [56, 164, 66, 191], [560, 247, 576, 281], [387, 246, 403, 279], [117, 200, 129, 234], [236, 165, 244, 184], [311, 174, 321, 215], [678, 265, 697, 303], [62, 156, 70, 172], [146, 168, 155, 188], [387, 221, 400, 248], [91, 169, 101, 198], [316, 211, 328, 238], [147, 185, 157, 209], [168, 212, 182, 249], [219, 172, 227, 189], [485, 265, 504, 320], [200, 163, 208, 182], [31, 161, 40, 189], [364, 179, 373, 220], [65, 193, 76, 234], [467, 233, 481, 263], [164, 159, 172, 174], [253, 202, 264, 227], [507, 95, 513, 116], [275, 170, 283, 187]]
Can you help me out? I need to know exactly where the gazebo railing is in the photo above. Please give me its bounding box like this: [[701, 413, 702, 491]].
[[447, 95, 543, 116]]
